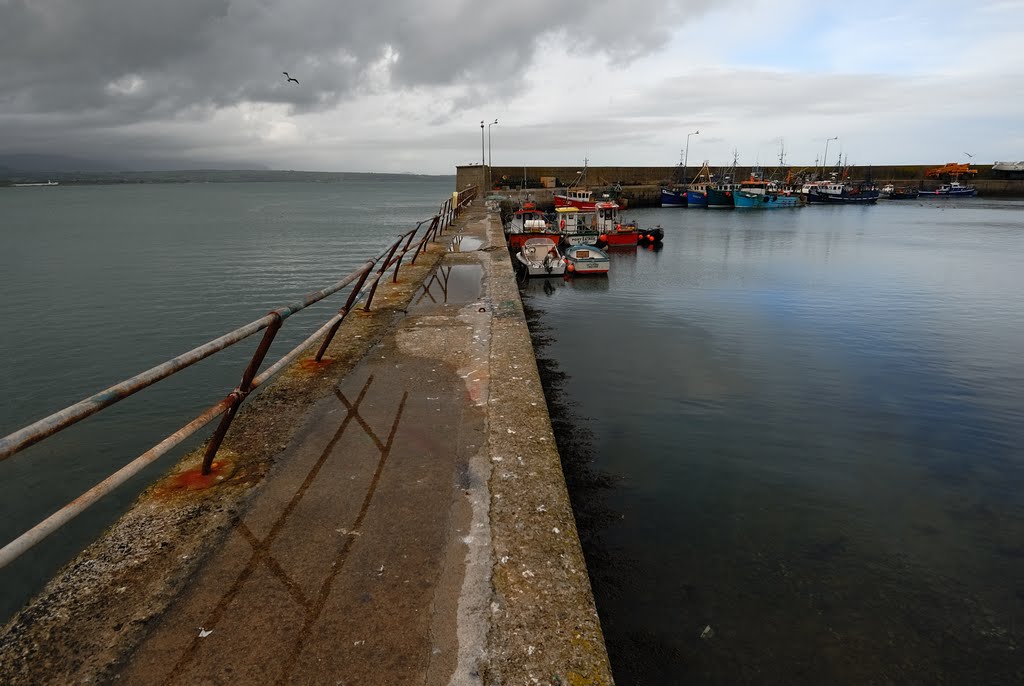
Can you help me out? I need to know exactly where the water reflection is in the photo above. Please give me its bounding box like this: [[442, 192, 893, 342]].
[[526, 200, 1024, 685]]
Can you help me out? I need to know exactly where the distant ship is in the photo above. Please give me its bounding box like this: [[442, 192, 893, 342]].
[[12, 180, 59, 187], [992, 161, 1024, 172]]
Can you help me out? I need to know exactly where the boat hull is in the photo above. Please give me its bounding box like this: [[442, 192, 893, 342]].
[[599, 231, 639, 247], [918, 187, 977, 197], [686, 189, 708, 208], [660, 188, 687, 207], [806, 189, 879, 204], [734, 191, 801, 208], [706, 187, 734, 209], [565, 245, 610, 275], [515, 238, 566, 277], [554, 195, 597, 210]]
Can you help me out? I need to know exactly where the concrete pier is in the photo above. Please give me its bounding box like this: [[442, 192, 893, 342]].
[[0, 204, 613, 684]]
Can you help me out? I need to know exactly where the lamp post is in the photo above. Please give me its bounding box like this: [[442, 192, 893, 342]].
[[487, 118, 498, 190], [683, 130, 699, 185], [822, 136, 838, 176]]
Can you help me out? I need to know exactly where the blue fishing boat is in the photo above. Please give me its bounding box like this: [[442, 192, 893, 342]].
[[805, 180, 879, 204], [685, 161, 714, 208], [917, 181, 977, 197], [734, 190, 801, 208], [660, 187, 687, 207]]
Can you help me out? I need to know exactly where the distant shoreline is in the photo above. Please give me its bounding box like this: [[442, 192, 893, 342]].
[[0, 170, 456, 187]]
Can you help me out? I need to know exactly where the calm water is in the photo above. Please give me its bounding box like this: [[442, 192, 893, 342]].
[[0, 178, 454, 621], [521, 200, 1024, 684]]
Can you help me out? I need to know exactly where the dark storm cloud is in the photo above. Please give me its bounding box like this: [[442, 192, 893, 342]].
[[0, 0, 710, 120]]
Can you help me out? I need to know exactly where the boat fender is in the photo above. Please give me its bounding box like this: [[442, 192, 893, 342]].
[[560, 219, 566, 229]]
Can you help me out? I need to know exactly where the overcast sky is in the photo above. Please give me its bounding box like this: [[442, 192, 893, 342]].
[[1, 0, 1022, 173]]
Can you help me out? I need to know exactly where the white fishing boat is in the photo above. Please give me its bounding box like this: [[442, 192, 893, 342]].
[[515, 237, 566, 277], [564, 244, 610, 276]]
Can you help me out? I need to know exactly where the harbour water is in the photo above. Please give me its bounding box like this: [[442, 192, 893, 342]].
[[521, 199, 1024, 684], [0, 177, 454, 621]]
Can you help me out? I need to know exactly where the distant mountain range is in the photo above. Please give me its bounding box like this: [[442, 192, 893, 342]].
[[0, 154, 453, 185], [0, 153, 269, 173]]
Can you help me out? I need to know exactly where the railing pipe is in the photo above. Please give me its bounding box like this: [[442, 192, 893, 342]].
[[1, 266, 372, 463], [0, 396, 234, 570]]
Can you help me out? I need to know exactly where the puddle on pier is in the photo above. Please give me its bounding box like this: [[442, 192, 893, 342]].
[[449, 235, 483, 252], [409, 264, 483, 311]]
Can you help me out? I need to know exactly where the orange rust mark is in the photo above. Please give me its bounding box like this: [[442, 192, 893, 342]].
[[299, 357, 333, 371], [165, 459, 236, 492]]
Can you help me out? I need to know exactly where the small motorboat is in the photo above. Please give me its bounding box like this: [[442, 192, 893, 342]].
[[515, 237, 567, 277], [564, 244, 610, 276], [636, 226, 664, 245]]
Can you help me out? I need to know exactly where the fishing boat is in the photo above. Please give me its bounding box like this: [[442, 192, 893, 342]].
[[685, 161, 714, 208], [918, 181, 977, 197], [918, 162, 978, 197], [515, 237, 567, 277], [591, 201, 640, 247], [805, 180, 880, 204], [553, 159, 616, 210], [554, 187, 597, 210], [554, 207, 600, 246], [564, 244, 610, 276], [880, 184, 919, 200], [707, 152, 741, 208], [734, 190, 801, 208], [506, 203, 557, 249], [660, 187, 687, 207]]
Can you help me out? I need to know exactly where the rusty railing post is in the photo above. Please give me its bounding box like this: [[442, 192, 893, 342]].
[[391, 229, 419, 283], [200, 312, 283, 474], [361, 237, 404, 312], [315, 260, 375, 361]]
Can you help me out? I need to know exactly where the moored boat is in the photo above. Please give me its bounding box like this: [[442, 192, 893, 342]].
[[706, 183, 739, 209], [660, 187, 687, 207], [636, 226, 665, 244], [506, 203, 557, 249], [564, 244, 610, 276], [918, 163, 978, 197], [734, 190, 801, 208], [685, 161, 714, 208], [805, 180, 880, 204], [881, 184, 919, 199], [515, 237, 567, 277], [554, 207, 600, 246], [918, 181, 977, 197], [591, 201, 639, 247]]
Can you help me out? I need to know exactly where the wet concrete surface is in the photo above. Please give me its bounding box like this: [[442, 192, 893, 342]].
[[0, 210, 613, 685]]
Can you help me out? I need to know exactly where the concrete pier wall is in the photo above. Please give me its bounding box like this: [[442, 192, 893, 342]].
[[458, 165, 1024, 198]]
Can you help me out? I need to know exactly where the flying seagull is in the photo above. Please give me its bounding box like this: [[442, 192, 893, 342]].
[[963, 152, 974, 158], [282, 72, 299, 84]]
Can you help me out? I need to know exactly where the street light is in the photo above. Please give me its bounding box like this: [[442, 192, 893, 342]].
[[683, 130, 699, 184], [487, 119, 498, 190], [822, 136, 838, 176], [480, 121, 485, 167]]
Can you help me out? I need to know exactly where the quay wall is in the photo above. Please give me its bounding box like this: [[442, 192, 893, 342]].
[[457, 165, 1024, 199]]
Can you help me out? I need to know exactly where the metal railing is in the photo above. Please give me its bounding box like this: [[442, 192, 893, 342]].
[[0, 186, 478, 570]]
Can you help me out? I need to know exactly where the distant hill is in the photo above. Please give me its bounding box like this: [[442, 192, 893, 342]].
[[0, 153, 269, 173]]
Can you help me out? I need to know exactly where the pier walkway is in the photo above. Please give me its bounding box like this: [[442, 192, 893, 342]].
[[0, 203, 613, 685]]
